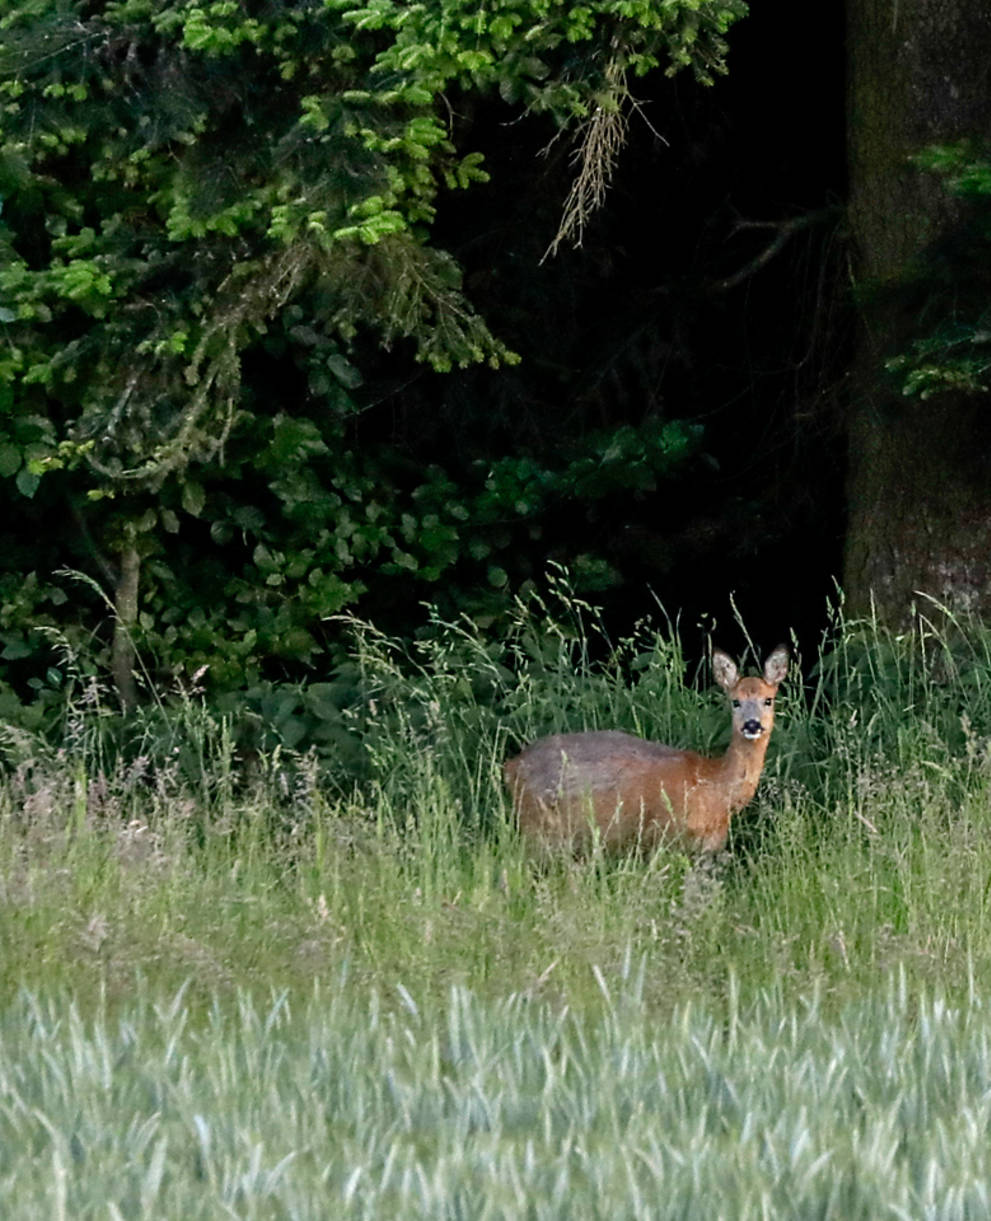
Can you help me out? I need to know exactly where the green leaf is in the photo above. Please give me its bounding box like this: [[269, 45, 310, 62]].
[[182, 481, 206, 517], [15, 468, 39, 498], [327, 353, 363, 388], [0, 444, 21, 478], [0, 635, 34, 660]]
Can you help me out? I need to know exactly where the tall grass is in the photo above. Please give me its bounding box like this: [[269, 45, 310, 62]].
[[1, 588, 990, 1013]]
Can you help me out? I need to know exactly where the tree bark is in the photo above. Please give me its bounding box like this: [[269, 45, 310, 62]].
[[844, 0, 991, 623], [111, 537, 140, 711]]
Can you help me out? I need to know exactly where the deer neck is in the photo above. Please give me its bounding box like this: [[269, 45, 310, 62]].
[[716, 732, 771, 809]]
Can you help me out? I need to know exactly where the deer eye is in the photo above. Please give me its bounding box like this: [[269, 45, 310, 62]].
[[732, 699, 741, 708], [763, 698, 773, 706]]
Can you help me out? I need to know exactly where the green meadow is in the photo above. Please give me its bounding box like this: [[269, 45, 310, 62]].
[[2, 594, 991, 1217]]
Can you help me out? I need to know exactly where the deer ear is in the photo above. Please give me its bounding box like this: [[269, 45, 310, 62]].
[[711, 649, 738, 691], [763, 645, 789, 686]]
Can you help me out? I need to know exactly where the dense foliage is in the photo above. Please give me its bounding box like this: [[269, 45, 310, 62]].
[[0, 0, 745, 718]]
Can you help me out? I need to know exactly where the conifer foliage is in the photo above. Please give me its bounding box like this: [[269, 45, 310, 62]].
[[0, 0, 745, 709]]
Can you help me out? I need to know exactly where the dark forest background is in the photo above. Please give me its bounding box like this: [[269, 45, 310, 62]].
[[417, 0, 847, 647]]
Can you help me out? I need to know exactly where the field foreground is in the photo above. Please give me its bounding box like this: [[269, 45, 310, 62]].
[[0, 973, 988, 1219]]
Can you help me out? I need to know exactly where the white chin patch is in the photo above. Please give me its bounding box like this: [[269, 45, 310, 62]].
[[742, 727, 764, 740]]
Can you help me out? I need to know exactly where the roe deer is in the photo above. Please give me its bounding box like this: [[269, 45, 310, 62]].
[[504, 646, 788, 854]]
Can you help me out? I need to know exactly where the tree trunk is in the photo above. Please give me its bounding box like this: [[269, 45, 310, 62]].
[[844, 0, 991, 623], [111, 537, 141, 711]]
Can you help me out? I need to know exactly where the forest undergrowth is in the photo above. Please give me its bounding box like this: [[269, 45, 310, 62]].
[[1, 589, 991, 1215]]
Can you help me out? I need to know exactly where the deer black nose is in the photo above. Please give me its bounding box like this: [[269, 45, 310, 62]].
[[742, 719, 764, 739]]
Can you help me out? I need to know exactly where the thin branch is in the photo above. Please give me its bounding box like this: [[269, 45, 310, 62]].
[[710, 208, 837, 293], [542, 58, 656, 263]]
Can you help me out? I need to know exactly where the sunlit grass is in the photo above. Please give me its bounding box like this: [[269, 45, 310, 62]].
[[2, 591, 991, 1014]]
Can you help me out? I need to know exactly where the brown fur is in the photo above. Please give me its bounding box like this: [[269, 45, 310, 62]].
[[504, 646, 788, 854]]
